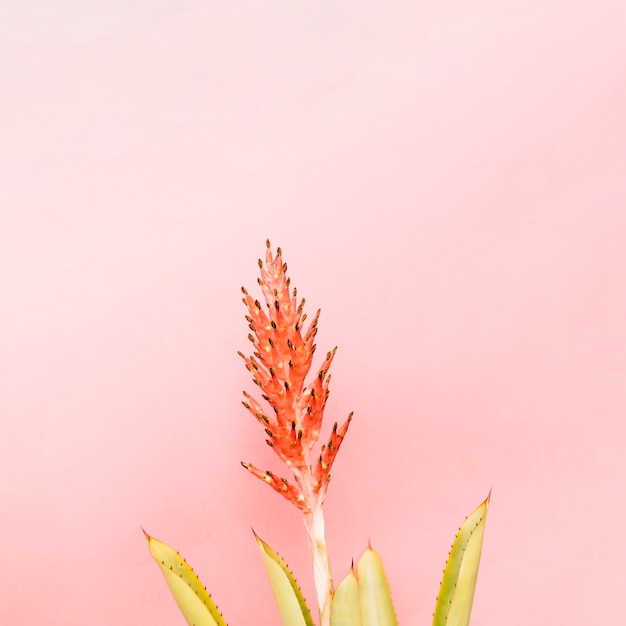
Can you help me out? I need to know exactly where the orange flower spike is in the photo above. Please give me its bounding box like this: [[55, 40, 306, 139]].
[[241, 241, 352, 523], [241, 462, 305, 509]]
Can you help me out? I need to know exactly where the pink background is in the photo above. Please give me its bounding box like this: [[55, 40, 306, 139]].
[[1, 2, 625, 625]]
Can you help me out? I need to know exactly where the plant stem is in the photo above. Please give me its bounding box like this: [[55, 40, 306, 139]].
[[304, 504, 333, 626]]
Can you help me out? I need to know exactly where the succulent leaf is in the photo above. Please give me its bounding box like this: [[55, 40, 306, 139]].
[[330, 565, 362, 626], [255, 531, 316, 626], [356, 547, 398, 626], [432, 494, 490, 626], [144, 530, 227, 626]]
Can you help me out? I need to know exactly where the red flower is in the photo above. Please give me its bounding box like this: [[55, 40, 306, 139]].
[[239, 241, 352, 512]]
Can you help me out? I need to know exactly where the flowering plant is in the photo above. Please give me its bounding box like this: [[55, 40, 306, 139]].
[[145, 241, 489, 626]]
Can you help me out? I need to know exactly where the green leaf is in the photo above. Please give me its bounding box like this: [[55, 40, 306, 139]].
[[432, 494, 490, 626], [357, 547, 398, 626], [144, 530, 228, 626], [255, 531, 315, 626], [331, 564, 362, 626]]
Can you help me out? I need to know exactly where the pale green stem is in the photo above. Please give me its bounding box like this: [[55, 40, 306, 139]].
[[304, 502, 333, 626]]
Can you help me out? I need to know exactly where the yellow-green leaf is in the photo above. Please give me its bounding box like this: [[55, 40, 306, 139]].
[[255, 531, 315, 626], [331, 564, 362, 626], [357, 547, 398, 626], [432, 494, 490, 626], [144, 530, 227, 626]]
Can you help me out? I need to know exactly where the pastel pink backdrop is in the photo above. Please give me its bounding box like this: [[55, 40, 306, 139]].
[[1, 2, 625, 625]]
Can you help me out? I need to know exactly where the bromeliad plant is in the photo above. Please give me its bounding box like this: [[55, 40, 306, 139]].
[[145, 241, 489, 626]]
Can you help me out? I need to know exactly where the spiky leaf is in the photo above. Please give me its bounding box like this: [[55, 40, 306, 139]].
[[432, 494, 490, 626], [144, 530, 227, 626], [255, 531, 315, 626], [331, 565, 362, 626], [357, 547, 398, 626]]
